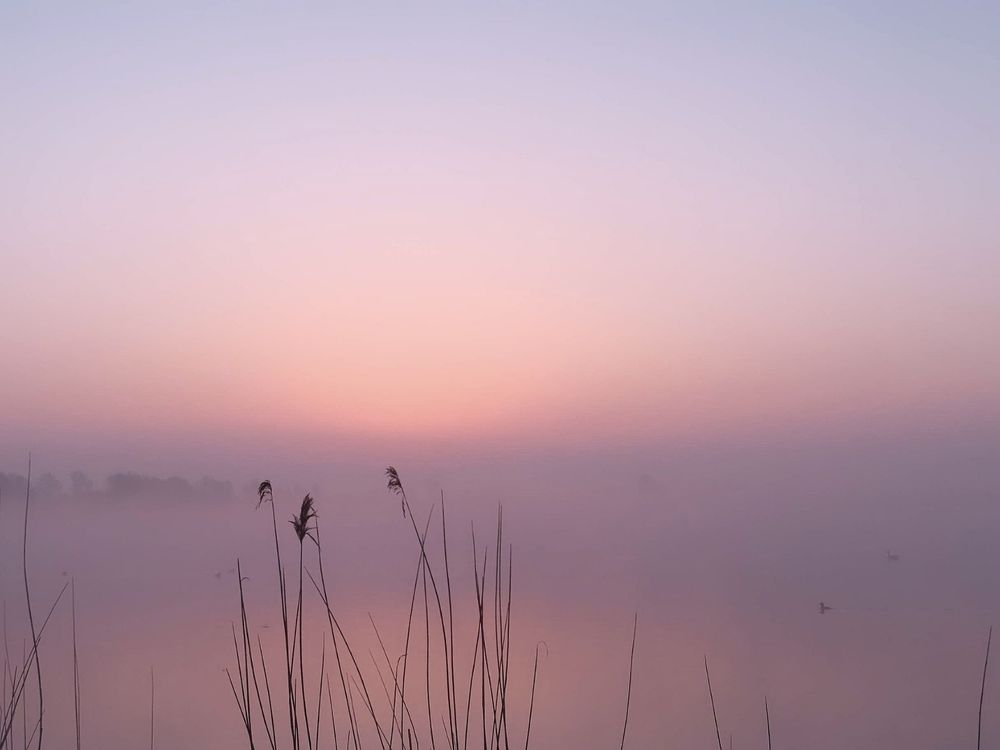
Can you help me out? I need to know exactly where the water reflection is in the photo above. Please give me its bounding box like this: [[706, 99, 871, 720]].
[[1, 444, 999, 749]]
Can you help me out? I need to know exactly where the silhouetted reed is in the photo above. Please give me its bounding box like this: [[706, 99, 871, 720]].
[[22, 457, 42, 750], [619, 614, 637, 750], [0, 462, 71, 750], [71, 579, 81, 750], [704, 656, 723, 750], [978, 626, 992, 750], [227, 469, 590, 750], [764, 696, 771, 750]]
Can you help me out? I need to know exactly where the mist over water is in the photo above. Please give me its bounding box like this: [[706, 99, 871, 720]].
[[3, 424, 999, 749]]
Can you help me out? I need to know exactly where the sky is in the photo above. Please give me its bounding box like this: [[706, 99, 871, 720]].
[[2, 2, 999, 473]]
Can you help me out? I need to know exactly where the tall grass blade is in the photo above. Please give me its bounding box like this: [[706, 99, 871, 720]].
[[978, 626, 992, 750], [619, 614, 637, 750], [705, 656, 723, 750]]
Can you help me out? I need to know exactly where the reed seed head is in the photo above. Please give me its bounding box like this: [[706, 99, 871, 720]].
[[385, 466, 405, 517], [256, 480, 273, 508], [290, 493, 317, 542]]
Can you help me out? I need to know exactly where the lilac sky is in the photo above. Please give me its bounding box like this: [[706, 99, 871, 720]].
[[2, 2, 999, 474]]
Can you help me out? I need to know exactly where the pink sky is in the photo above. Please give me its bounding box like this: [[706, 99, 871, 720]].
[[2, 2, 999, 464]]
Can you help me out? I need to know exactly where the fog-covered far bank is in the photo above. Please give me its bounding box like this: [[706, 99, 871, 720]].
[[0, 469, 238, 503]]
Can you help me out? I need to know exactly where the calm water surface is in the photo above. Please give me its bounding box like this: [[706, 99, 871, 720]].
[[2, 440, 999, 749]]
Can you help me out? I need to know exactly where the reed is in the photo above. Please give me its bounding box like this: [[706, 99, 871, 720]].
[[258, 480, 298, 750], [0, 463, 71, 750], [71, 579, 81, 750], [764, 697, 771, 750], [227, 469, 579, 750], [705, 656, 723, 750], [978, 626, 992, 750], [22, 456, 42, 750], [619, 614, 637, 750]]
